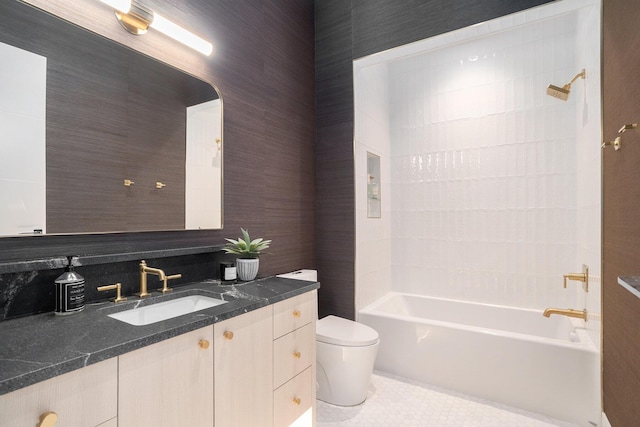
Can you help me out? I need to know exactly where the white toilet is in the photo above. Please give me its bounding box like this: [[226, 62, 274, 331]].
[[316, 315, 379, 406], [277, 269, 380, 406]]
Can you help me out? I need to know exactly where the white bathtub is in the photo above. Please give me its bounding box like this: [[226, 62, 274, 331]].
[[359, 292, 600, 426]]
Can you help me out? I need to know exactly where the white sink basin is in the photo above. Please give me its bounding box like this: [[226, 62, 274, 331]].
[[108, 295, 227, 326]]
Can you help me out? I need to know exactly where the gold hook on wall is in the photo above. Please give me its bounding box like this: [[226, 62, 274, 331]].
[[602, 123, 638, 151]]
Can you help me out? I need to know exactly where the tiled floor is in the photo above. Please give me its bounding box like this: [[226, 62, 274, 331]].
[[316, 371, 578, 427]]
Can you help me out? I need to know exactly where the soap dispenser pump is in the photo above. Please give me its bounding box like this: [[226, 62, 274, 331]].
[[54, 256, 85, 315]]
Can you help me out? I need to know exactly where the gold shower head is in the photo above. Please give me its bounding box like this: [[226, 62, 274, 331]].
[[546, 84, 570, 101], [546, 69, 586, 101]]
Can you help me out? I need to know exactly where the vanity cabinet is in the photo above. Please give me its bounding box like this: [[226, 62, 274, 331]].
[[0, 289, 318, 427], [118, 326, 214, 427], [214, 305, 274, 427], [273, 290, 317, 427], [0, 358, 117, 427]]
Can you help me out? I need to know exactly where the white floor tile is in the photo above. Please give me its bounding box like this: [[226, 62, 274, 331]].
[[317, 371, 577, 427]]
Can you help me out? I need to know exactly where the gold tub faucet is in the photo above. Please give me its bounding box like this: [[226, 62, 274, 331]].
[[139, 260, 182, 297], [543, 308, 587, 321]]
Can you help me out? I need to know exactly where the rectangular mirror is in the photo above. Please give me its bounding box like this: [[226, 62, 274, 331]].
[[0, 1, 223, 236]]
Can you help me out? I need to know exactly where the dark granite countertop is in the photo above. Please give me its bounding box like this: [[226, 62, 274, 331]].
[[0, 275, 319, 396]]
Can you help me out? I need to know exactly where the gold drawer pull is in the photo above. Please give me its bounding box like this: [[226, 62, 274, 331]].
[[199, 339, 210, 349], [38, 411, 58, 427], [223, 331, 234, 340], [292, 310, 301, 318], [292, 397, 301, 406], [293, 351, 301, 359]]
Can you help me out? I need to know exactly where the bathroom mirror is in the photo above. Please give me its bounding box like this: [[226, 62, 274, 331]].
[[0, 1, 222, 236]]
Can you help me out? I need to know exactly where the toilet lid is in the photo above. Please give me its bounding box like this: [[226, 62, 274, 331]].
[[316, 315, 379, 347]]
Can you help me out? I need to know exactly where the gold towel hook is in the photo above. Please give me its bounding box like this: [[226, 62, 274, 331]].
[[603, 124, 638, 151]]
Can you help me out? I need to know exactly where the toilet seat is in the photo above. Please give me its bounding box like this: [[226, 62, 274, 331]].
[[316, 315, 379, 346]]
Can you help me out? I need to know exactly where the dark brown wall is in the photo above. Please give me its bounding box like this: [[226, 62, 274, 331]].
[[314, 0, 554, 320], [0, 0, 315, 277], [602, 0, 640, 424]]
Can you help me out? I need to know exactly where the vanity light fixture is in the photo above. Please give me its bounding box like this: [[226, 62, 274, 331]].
[[100, 0, 213, 56]]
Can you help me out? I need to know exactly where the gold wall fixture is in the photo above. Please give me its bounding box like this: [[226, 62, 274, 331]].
[[563, 265, 589, 292], [216, 137, 221, 151], [602, 123, 638, 150], [543, 308, 588, 321], [546, 69, 585, 101], [124, 179, 134, 186], [156, 182, 166, 189], [97, 282, 127, 303], [99, 0, 213, 56]]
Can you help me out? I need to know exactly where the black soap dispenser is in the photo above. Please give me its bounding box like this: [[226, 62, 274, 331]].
[[54, 256, 85, 315]]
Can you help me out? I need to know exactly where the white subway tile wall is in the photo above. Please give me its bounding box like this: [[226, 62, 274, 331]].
[[355, 0, 601, 328]]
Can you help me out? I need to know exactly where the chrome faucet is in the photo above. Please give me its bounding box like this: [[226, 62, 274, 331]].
[[543, 308, 587, 321], [138, 260, 182, 297]]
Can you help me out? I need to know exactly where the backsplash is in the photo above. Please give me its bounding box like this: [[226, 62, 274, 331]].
[[0, 248, 234, 321]]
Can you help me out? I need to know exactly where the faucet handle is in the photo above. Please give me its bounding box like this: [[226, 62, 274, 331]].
[[97, 282, 127, 303], [160, 274, 182, 293], [562, 265, 589, 292]]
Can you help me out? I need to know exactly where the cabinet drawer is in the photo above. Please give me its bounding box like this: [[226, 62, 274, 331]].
[[273, 367, 313, 427], [273, 290, 317, 339], [0, 358, 118, 427], [273, 322, 314, 388]]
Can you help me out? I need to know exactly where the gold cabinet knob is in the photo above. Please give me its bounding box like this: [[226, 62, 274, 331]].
[[292, 397, 301, 406], [38, 411, 58, 427], [292, 310, 301, 318], [292, 351, 301, 359], [223, 331, 234, 340], [199, 339, 210, 349]]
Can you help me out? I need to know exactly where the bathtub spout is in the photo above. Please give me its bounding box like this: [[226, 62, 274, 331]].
[[543, 308, 587, 321]]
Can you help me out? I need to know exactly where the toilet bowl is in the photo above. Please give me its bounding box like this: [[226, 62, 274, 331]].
[[316, 315, 379, 406], [276, 270, 379, 406]]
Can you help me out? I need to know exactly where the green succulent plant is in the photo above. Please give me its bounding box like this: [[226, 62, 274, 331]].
[[223, 228, 271, 259]]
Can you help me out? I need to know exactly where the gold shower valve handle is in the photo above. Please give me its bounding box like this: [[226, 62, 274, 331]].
[[156, 182, 166, 189], [563, 265, 589, 292], [216, 137, 221, 151], [38, 411, 58, 427], [223, 330, 234, 340], [124, 179, 134, 186]]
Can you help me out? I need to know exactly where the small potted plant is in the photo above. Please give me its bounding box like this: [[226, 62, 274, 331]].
[[223, 228, 271, 281]]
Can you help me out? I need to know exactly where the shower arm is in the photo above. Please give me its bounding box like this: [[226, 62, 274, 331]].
[[565, 69, 586, 88]]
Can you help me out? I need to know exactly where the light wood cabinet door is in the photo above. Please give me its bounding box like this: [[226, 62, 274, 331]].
[[0, 358, 117, 427], [118, 326, 214, 427], [214, 305, 273, 427]]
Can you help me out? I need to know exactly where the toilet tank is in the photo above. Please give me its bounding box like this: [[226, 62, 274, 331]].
[[276, 269, 317, 282]]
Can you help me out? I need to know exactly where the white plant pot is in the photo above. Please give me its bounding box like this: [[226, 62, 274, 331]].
[[236, 258, 259, 281]]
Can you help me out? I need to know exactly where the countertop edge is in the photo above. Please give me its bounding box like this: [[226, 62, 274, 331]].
[[618, 276, 640, 299]]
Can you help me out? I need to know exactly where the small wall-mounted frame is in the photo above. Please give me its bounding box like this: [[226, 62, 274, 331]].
[[367, 152, 381, 218]]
